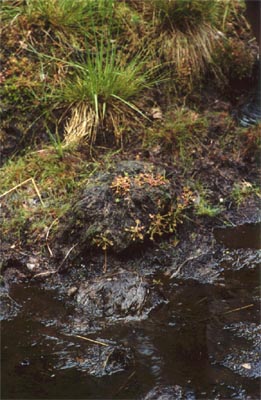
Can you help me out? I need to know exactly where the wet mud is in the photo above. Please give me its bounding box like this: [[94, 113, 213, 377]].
[[1, 221, 260, 399]]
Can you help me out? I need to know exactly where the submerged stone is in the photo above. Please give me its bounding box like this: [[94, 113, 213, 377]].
[[142, 385, 195, 400], [56, 342, 134, 377], [76, 270, 166, 322]]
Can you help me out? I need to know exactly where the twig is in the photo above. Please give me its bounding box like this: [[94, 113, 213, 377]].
[[33, 243, 78, 279], [223, 304, 254, 315], [194, 297, 208, 306], [103, 249, 107, 273], [114, 371, 136, 396], [67, 334, 109, 347], [0, 178, 32, 197], [0, 177, 45, 207], [216, 216, 236, 227], [45, 218, 59, 257], [56, 243, 78, 272], [183, 214, 201, 226], [31, 178, 45, 207], [31, 270, 57, 279], [6, 293, 21, 307], [46, 218, 59, 242], [46, 243, 53, 258], [170, 255, 201, 279]]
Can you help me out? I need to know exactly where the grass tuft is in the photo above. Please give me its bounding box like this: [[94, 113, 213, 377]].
[[152, 0, 224, 31], [25, 0, 115, 33], [38, 42, 164, 145], [129, 0, 230, 88]]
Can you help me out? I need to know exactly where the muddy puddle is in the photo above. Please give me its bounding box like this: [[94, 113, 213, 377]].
[[214, 222, 261, 250], [1, 225, 261, 399]]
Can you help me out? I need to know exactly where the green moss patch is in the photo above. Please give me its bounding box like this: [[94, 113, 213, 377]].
[[0, 148, 96, 247]]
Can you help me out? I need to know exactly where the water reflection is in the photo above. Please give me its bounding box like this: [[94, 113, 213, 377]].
[[1, 257, 260, 399]]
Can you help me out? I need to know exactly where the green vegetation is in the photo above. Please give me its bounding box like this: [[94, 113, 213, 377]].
[[189, 182, 222, 217], [1, 0, 253, 146], [131, 0, 238, 87], [25, 0, 104, 29], [46, 43, 162, 145], [110, 172, 179, 242], [3, 0, 116, 32], [0, 0, 260, 252], [0, 148, 96, 245], [231, 181, 261, 207], [174, 182, 223, 218], [152, 0, 225, 29], [143, 107, 208, 166]]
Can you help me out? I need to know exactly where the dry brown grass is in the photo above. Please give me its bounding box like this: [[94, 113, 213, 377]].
[[63, 103, 97, 146], [158, 23, 223, 88]]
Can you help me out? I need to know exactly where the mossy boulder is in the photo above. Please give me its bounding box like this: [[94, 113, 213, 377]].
[[55, 160, 177, 256]]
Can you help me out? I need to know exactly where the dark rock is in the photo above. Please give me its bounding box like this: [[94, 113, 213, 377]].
[[55, 160, 176, 258], [76, 270, 166, 322]]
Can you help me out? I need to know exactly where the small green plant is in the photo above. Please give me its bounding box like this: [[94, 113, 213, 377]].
[[92, 233, 114, 251], [191, 183, 222, 217], [147, 187, 195, 240], [125, 219, 145, 241], [92, 233, 114, 272], [110, 172, 168, 198], [148, 210, 175, 240], [231, 180, 261, 207], [110, 175, 131, 196], [195, 198, 222, 217], [134, 172, 168, 187], [178, 182, 222, 218], [45, 125, 64, 158]]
